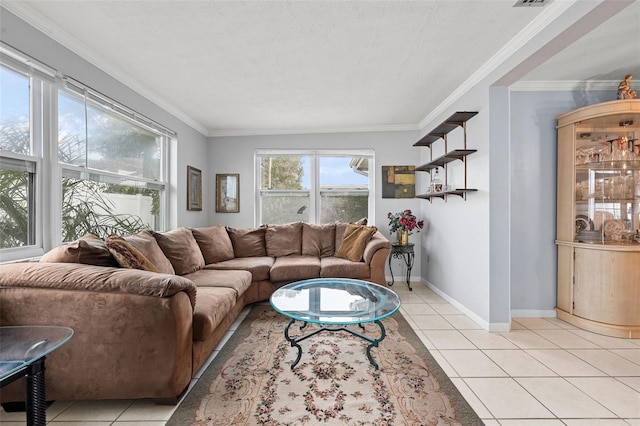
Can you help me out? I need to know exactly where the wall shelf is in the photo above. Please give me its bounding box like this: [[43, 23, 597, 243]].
[[416, 188, 477, 200], [416, 149, 478, 171], [414, 111, 478, 201]]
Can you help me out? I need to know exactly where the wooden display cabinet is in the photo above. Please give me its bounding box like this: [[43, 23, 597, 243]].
[[556, 99, 640, 338]]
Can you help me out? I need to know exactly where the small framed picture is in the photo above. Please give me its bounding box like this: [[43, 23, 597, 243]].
[[216, 173, 239, 213], [187, 166, 202, 211]]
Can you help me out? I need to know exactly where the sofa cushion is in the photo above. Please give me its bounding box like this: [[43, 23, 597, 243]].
[[334, 222, 349, 252], [123, 230, 175, 274], [270, 255, 321, 282], [192, 287, 237, 342], [152, 227, 205, 275], [227, 226, 267, 257], [320, 257, 370, 279], [40, 233, 118, 267], [181, 269, 252, 300], [105, 235, 158, 272], [204, 257, 274, 282], [265, 222, 302, 257], [301, 223, 336, 257], [191, 225, 235, 264], [335, 224, 377, 262]]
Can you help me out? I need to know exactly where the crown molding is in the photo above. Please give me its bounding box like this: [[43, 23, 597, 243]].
[[510, 80, 618, 91], [208, 123, 419, 138], [2, 2, 209, 136], [418, 0, 577, 129]]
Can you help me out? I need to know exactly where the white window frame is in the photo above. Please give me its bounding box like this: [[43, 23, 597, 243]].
[[254, 149, 375, 226], [0, 43, 56, 261], [57, 77, 172, 240]]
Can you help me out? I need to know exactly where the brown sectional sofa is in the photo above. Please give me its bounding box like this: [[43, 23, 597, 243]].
[[0, 221, 390, 403]]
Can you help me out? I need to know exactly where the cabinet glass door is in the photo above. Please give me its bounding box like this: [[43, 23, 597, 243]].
[[574, 130, 639, 244]]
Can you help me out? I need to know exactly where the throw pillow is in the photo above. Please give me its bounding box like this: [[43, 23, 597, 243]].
[[334, 219, 368, 252], [123, 230, 175, 274], [40, 233, 118, 267], [191, 225, 235, 264], [265, 222, 302, 257], [226, 226, 267, 258], [335, 224, 377, 262], [152, 227, 205, 275], [105, 235, 159, 272], [301, 223, 336, 257]]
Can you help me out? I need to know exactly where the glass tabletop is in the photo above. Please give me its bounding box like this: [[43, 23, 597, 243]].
[[0, 326, 74, 380], [270, 278, 401, 325]]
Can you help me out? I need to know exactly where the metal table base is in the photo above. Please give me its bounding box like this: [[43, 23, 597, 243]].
[[284, 319, 386, 370], [388, 243, 415, 291]]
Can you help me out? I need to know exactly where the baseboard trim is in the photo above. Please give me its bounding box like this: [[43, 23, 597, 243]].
[[419, 279, 498, 332]]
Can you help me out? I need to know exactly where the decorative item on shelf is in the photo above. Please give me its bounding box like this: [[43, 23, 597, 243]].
[[430, 168, 444, 193], [617, 74, 636, 99], [387, 209, 424, 246]]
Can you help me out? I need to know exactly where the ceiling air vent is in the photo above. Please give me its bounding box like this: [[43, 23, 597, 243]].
[[513, 0, 549, 6]]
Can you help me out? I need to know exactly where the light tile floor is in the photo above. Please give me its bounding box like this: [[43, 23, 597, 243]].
[[2, 282, 639, 425]]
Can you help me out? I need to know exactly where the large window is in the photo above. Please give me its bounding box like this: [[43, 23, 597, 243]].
[[256, 150, 373, 225], [1, 45, 172, 260], [58, 79, 168, 242], [0, 57, 48, 256]]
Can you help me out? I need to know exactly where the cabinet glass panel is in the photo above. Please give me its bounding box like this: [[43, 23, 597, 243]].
[[574, 129, 639, 244]]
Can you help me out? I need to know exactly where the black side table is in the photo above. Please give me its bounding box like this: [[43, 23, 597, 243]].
[[388, 243, 415, 291]]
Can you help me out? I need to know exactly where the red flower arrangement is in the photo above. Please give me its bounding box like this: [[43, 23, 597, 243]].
[[387, 209, 424, 235]]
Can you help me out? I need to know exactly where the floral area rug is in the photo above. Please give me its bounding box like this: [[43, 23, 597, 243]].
[[167, 304, 482, 426]]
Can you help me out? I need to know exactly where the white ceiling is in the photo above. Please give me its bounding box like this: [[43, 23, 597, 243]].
[[3, 1, 639, 137]]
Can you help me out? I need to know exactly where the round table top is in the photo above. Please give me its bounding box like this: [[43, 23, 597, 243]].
[[0, 326, 74, 379], [270, 278, 400, 325], [391, 243, 414, 252]]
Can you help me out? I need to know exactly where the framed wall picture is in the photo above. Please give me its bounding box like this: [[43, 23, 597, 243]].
[[187, 166, 202, 211], [216, 173, 239, 213], [382, 165, 416, 198]]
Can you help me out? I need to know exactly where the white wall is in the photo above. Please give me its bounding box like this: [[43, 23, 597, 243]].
[[208, 130, 425, 278], [416, 86, 614, 330], [508, 89, 612, 317], [0, 8, 210, 230], [417, 87, 492, 327]]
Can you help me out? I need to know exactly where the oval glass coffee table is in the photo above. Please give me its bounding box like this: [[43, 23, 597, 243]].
[[270, 278, 401, 370]]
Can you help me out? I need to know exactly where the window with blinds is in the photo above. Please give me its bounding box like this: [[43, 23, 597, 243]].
[[0, 42, 175, 259]]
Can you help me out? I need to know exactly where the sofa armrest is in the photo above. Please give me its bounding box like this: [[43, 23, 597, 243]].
[[0, 261, 197, 401], [0, 262, 196, 308], [0, 285, 194, 401], [363, 231, 391, 265]]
